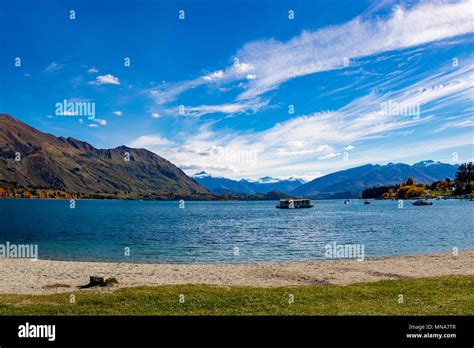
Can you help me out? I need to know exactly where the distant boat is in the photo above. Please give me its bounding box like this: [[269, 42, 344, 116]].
[[276, 198, 313, 209], [364, 199, 370, 205], [344, 199, 353, 204], [412, 200, 432, 206]]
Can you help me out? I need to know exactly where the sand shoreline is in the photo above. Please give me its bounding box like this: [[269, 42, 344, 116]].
[[0, 250, 473, 295]]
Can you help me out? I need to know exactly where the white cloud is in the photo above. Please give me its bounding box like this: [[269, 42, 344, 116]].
[[43, 62, 62, 73], [151, 113, 161, 119], [58, 111, 77, 116], [88, 124, 99, 128], [203, 70, 224, 81], [91, 74, 120, 85], [318, 152, 341, 160], [129, 134, 172, 148], [113, 111, 123, 116], [237, 63, 254, 73], [344, 145, 355, 151], [87, 67, 99, 74], [286, 140, 307, 148], [277, 149, 315, 157], [176, 99, 268, 117], [435, 119, 473, 132], [92, 118, 107, 126], [316, 145, 334, 153]]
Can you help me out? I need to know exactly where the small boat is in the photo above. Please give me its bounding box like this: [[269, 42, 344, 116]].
[[276, 198, 313, 209], [412, 200, 432, 206], [363, 199, 370, 205], [344, 199, 353, 204]]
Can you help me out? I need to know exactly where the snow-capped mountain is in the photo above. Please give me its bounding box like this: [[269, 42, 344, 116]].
[[192, 173, 306, 194], [292, 160, 459, 198]]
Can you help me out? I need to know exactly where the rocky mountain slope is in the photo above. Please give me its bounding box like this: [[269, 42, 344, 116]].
[[0, 114, 210, 199]]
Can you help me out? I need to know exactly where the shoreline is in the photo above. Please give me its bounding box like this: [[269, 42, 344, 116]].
[[1, 196, 472, 200], [1, 250, 473, 295]]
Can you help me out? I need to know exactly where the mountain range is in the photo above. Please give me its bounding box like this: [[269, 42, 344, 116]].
[[0, 114, 460, 200], [192, 172, 305, 195], [193, 161, 458, 199], [0, 114, 211, 199], [291, 161, 458, 198]]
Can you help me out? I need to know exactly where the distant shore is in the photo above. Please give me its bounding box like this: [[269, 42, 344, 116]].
[[0, 189, 289, 201], [1, 196, 472, 202], [1, 250, 472, 295]]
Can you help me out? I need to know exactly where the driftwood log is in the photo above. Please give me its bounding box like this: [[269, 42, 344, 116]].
[[78, 276, 106, 289]]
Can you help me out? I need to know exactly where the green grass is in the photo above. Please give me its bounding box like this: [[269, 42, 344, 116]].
[[0, 276, 472, 315]]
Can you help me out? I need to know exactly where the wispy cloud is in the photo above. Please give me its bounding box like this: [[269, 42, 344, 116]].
[[435, 119, 473, 133], [172, 99, 269, 117], [131, 59, 474, 178], [234, 0, 473, 100], [150, 0, 473, 116], [129, 134, 172, 148], [92, 118, 107, 126], [43, 62, 63, 73]]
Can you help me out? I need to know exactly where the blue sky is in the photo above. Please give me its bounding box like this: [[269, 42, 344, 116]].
[[0, 0, 473, 180]]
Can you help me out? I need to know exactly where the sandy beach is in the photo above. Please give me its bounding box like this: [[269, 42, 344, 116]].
[[0, 250, 473, 295]]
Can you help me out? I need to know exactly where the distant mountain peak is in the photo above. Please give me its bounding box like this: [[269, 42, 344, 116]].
[[256, 176, 280, 184], [414, 160, 442, 167], [193, 171, 210, 178], [287, 176, 307, 183]]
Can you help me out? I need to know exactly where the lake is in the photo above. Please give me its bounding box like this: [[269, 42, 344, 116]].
[[0, 199, 472, 263]]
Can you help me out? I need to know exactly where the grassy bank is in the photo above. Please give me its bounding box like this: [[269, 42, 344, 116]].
[[0, 275, 472, 315]]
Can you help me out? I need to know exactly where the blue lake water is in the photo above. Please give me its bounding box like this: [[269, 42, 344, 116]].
[[0, 199, 472, 263]]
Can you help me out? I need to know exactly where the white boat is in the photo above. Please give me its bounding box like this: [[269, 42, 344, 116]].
[[276, 198, 314, 209]]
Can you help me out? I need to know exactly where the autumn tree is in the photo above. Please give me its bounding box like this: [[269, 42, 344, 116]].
[[455, 162, 473, 185]]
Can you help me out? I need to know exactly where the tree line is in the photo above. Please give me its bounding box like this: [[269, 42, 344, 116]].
[[361, 162, 473, 199]]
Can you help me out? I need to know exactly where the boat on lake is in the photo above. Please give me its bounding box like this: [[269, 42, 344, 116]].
[[276, 198, 313, 209], [364, 199, 370, 205], [344, 199, 353, 204], [412, 200, 433, 206]]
